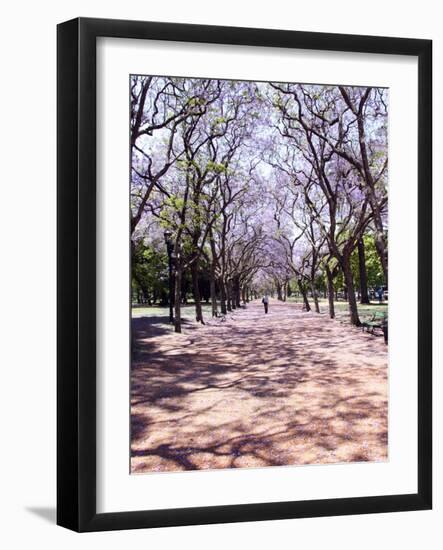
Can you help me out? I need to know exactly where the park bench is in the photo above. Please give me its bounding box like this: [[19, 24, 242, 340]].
[[361, 311, 388, 344]]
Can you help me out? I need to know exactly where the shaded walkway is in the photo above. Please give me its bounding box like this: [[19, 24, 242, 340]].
[[131, 300, 388, 473]]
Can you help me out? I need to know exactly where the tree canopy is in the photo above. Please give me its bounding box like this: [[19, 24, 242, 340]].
[[131, 76, 388, 330]]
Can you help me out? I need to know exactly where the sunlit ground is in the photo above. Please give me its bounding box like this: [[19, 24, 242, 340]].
[[131, 298, 388, 323]]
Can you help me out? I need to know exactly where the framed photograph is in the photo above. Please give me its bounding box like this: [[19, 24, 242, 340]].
[[57, 17, 432, 532]]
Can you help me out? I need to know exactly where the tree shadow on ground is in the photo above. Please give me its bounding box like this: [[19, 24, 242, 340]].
[[131, 300, 388, 473]]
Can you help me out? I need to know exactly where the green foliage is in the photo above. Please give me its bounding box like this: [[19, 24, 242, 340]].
[[333, 269, 344, 292], [132, 241, 168, 304], [350, 234, 385, 288], [206, 160, 228, 174], [272, 93, 283, 108], [186, 96, 206, 108]]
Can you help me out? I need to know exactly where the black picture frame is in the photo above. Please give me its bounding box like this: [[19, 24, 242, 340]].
[[57, 17, 432, 532]]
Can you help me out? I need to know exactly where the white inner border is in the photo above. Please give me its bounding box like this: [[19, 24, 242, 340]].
[[96, 37, 418, 513]]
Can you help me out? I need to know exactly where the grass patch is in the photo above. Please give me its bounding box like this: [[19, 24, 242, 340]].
[[132, 302, 219, 320], [286, 297, 388, 322]]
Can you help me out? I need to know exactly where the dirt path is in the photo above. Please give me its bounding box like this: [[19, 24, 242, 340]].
[[131, 300, 388, 473]]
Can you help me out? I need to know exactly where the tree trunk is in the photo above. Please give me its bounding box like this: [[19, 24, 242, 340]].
[[191, 262, 204, 324], [326, 266, 335, 319], [346, 86, 388, 287], [357, 238, 370, 304], [233, 276, 241, 308], [375, 235, 388, 286], [298, 279, 311, 312], [210, 272, 218, 318], [209, 231, 218, 317], [342, 255, 361, 326], [174, 264, 182, 333], [226, 280, 233, 311], [311, 281, 320, 313], [219, 278, 227, 314]]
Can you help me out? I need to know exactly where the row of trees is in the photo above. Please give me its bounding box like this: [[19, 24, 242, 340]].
[[131, 76, 388, 331], [132, 234, 384, 305]]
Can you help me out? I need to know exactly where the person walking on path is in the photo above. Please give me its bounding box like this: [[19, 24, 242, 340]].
[[377, 286, 384, 304], [262, 294, 269, 314]]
